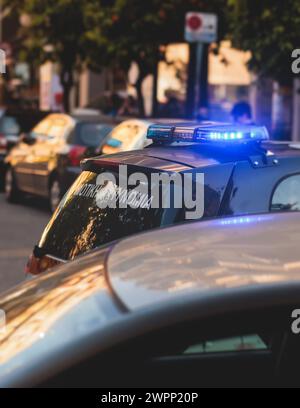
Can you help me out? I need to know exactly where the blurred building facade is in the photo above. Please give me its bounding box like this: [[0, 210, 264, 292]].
[[1, 10, 298, 140]]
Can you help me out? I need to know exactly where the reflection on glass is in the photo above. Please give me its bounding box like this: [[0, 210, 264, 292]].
[[271, 175, 300, 212], [184, 335, 268, 355]]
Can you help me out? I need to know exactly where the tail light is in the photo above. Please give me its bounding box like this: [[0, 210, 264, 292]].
[[68, 145, 87, 167], [25, 246, 64, 276], [0, 133, 7, 154]]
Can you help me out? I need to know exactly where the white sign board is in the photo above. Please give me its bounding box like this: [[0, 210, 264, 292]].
[[185, 12, 218, 43]]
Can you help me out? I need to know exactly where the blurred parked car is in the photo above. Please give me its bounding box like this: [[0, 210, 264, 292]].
[[0, 114, 21, 188], [102, 119, 153, 155], [2, 213, 300, 387], [4, 113, 114, 211]]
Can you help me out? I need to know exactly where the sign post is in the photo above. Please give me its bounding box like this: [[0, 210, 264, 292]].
[[185, 12, 218, 118]]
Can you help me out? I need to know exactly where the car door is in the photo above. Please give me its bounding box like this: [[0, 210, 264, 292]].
[[31, 116, 72, 196], [13, 116, 53, 194], [44, 302, 300, 388], [117, 306, 299, 388], [11, 138, 37, 194]]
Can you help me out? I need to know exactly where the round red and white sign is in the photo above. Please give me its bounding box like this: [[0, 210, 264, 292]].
[[185, 12, 217, 43], [186, 14, 203, 31]]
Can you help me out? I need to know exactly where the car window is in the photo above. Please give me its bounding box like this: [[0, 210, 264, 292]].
[[32, 117, 52, 136], [271, 174, 300, 212], [77, 123, 112, 148], [31, 117, 68, 141], [183, 335, 267, 355], [0, 116, 20, 135]]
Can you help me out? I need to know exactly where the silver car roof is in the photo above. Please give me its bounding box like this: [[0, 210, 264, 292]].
[[107, 212, 300, 311], [1, 212, 300, 386]]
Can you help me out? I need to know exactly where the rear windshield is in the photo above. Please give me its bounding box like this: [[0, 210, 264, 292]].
[[39, 170, 179, 260], [75, 123, 112, 147]]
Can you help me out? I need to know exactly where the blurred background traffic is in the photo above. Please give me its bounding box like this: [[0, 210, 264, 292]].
[[0, 0, 300, 292]]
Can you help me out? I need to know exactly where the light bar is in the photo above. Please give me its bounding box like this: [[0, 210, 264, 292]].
[[147, 123, 269, 144], [219, 215, 273, 226], [147, 124, 174, 142]]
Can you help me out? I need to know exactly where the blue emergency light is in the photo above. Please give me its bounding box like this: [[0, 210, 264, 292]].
[[147, 123, 269, 145]]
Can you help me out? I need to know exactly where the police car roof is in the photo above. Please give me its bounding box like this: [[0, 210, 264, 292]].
[[85, 119, 300, 169], [107, 212, 300, 311], [88, 139, 300, 171]]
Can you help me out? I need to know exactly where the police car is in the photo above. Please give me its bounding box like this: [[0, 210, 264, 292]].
[[26, 122, 300, 275], [1, 212, 300, 387]]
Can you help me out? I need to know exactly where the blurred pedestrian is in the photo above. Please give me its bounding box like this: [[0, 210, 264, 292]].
[[118, 95, 137, 116], [108, 93, 122, 117], [231, 101, 255, 125], [161, 91, 182, 118]]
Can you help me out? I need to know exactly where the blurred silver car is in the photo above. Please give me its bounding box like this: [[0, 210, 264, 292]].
[[1, 212, 300, 387], [101, 119, 153, 155]]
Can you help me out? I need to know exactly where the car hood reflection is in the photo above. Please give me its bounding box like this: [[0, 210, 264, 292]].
[[0, 249, 112, 370]]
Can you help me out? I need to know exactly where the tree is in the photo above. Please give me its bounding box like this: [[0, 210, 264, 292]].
[[6, 0, 230, 115], [4, 0, 93, 112], [228, 0, 300, 85], [86, 0, 229, 116]]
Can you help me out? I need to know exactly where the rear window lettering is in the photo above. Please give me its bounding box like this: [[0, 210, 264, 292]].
[[39, 166, 224, 261], [75, 183, 102, 199], [75, 181, 153, 210], [40, 171, 169, 260]]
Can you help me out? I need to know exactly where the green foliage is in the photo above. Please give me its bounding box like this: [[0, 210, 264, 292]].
[[4, 0, 101, 110], [82, 0, 229, 115], [86, 0, 228, 76], [6, 0, 300, 108], [5, 0, 89, 70], [6, 0, 230, 112], [6, 0, 228, 76], [228, 0, 300, 84]]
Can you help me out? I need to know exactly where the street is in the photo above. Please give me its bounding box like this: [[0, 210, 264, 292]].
[[0, 193, 50, 293]]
